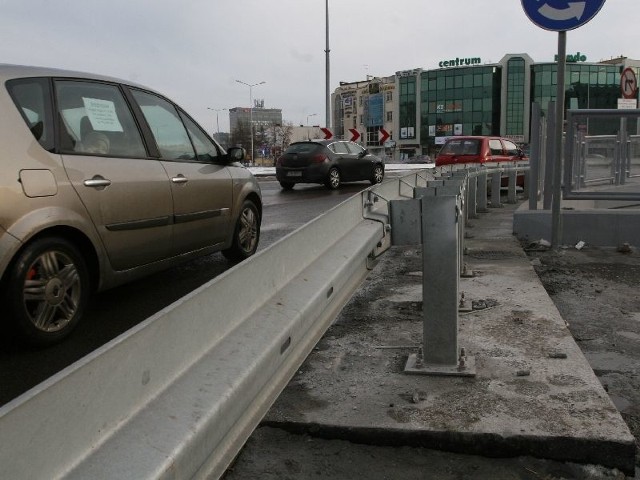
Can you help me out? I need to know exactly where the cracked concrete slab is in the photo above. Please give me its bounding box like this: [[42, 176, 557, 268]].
[[259, 203, 635, 475]]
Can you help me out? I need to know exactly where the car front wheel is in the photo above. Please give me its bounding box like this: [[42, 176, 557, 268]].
[[370, 164, 384, 185], [222, 200, 261, 262], [6, 237, 90, 346], [325, 167, 341, 190]]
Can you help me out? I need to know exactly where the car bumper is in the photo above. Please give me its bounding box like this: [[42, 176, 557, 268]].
[[276, 164, 330, 183]]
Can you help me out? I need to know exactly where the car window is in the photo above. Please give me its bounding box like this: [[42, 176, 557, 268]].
[[460, 140, 479, 155], [440, 139, 479, 155], [488, 139, 503, 155], [503, 140, 519, 156], [440, 140, 463, 155], [284, 143, 319, 154], [329, 142, 349, 154], [131, 89, 196, 161], [7, 78, 55, 151], [54, 80, 147, 158], [179, 112, 220, 162], [345, 142, 365, 155]]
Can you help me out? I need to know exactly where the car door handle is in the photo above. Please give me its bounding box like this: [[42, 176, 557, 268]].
[[84, 176, 112, 188], [171, 175, 188, 184]]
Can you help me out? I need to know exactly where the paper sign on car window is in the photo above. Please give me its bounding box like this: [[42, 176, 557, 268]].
[[82, 97, 123, 132]]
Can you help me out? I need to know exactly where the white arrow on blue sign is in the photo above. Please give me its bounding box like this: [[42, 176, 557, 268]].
[[521, 0, 606, 31]]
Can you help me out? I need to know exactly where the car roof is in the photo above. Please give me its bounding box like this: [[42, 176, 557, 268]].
[[291, 139, 352, 146], [0, 63, 152, 92], [442, 136, 523, 143], [443, 136, 502, 141]]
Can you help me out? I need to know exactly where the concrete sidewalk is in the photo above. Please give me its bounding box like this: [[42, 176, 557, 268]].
[[224, 201, 636, 478]]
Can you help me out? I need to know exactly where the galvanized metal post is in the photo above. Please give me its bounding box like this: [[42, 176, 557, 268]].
[[403, 187, 475, 377], [477, 170, 488, 213], [543, 102, 556, 210], [551, 31, 567, 248], [619, 117, 628, 185], [467, 171, 478, 219], [529, 102, 541, 210], [490, 171, 502, 208], [423, 192, 459, 365], [567, 133, 589, 189], [507, 170, 517, 204]]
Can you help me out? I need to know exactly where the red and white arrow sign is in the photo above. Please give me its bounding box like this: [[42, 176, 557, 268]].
[[320, 127, 333, 140], [378, 128, 390, 145], [348, 128, 360, 142], [621, 67, 637, 99]]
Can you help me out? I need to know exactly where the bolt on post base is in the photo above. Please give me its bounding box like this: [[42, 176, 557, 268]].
[[404, 350, 476, 377]]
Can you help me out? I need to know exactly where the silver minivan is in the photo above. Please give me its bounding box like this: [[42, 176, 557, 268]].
[[0, 65, 262, 345]]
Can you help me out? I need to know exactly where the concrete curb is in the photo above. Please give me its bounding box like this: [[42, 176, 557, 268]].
[[261, 202, 636, 474]]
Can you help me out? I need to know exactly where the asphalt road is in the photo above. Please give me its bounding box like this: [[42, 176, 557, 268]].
[[0, 178, 374, 407]]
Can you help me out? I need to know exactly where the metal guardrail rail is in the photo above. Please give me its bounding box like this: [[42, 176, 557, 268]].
[[0, 166, 527, 479], [564, 109, 640, 201]]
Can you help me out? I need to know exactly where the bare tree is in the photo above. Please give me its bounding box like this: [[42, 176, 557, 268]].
[[230, 120, 251, 156], [272, 121, 293, 161]]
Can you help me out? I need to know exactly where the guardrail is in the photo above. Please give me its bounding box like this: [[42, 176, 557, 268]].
[[564, 110, 640, 201], [0, 166, 527, 479]]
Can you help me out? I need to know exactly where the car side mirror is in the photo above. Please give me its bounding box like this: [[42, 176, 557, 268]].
[[358, 149, 368, 158], [227, 146, 246, 162]]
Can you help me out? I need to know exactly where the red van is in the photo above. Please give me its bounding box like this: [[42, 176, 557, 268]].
[[435, 136, 527, 166]]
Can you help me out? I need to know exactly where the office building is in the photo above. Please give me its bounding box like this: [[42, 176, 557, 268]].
[[332, 53, 640, 159]]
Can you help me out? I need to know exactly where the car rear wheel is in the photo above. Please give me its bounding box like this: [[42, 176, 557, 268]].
[[370, 164, 384, 185], [222, 200, 260, 262], [6, 237, 90, 346], [325, 167, 341, 190], [279, 181, 295, 191]]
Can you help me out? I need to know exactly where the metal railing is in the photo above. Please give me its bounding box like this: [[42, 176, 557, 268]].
[[390, 164, 528, 377], [0, 167, 526, 479], [564, 109, 640, 201]]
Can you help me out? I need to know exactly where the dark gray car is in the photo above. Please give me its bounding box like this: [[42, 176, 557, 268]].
[[275, 139, 385, 190]]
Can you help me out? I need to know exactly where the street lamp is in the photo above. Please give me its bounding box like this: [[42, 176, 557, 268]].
[[306, 113, 318, 126], [236, 79, 266, 162], [207, 107, 227, 136], [325, 0, 330, 128]]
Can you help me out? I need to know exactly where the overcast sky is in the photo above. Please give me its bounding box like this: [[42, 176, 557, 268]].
[[1, 0, 635, 133]]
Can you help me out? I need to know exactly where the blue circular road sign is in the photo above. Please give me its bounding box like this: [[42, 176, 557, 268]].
[[521, 0, 606, 31]]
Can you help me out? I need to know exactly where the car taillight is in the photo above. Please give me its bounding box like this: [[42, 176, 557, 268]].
[[311, 153, 328, 164]]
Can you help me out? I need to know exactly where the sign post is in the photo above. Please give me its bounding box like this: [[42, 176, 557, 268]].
[[520, 0, 606, 248]]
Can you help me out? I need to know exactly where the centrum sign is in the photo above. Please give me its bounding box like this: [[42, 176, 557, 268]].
[[439, 57, 482, 68]]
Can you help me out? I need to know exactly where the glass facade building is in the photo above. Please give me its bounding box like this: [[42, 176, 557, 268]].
[[506, 57, 526, 137], [332, 54, 640, 159], [533, 62, 628, 135], [420, 64, 501, 152]]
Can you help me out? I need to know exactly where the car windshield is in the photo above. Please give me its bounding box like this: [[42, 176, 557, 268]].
[[440, 139, 480, 155], [285, 143, 321, 154]]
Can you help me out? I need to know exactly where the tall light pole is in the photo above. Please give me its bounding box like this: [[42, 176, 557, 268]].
[[236, 79, 266, 162], [306, 113, 318, 126], [207, 107, 227, 136], [325, 0, 330, 128]]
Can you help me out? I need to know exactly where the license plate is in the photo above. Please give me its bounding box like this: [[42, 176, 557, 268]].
[[287, 171, 302, 177]]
